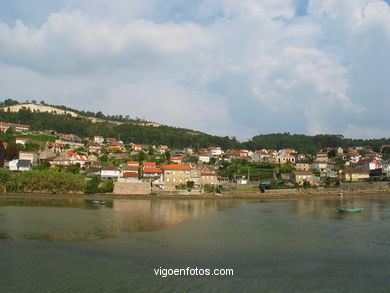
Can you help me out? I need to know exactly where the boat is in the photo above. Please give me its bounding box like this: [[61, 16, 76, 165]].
[[92, 200, 106, 205], [336, 207, 364, 213]]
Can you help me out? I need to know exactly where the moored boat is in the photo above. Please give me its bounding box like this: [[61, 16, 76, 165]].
[[336, 207, 364, 213]]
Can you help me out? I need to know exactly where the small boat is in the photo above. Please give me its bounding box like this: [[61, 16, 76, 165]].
[[336, 207, 364, 213], [92, 200, 106, 205]]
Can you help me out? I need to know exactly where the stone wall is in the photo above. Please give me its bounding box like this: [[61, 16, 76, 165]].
[[113, 182, 151, 195], [340, 181, 390, 191]]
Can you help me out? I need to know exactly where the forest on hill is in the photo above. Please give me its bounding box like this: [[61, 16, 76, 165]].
[[1, 99, 390, 153]]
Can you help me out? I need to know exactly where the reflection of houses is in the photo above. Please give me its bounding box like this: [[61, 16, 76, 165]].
[[290, 171, 314, 185], [339, 169, 370, 182]]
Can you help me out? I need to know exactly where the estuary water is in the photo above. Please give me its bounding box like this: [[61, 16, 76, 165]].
[[1, 195, 390, 292]]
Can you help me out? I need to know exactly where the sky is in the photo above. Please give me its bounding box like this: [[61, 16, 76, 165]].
[[0, 0, 389, 140]]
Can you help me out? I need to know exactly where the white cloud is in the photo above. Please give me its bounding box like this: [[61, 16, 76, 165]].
[[0, 0, 389, 139]]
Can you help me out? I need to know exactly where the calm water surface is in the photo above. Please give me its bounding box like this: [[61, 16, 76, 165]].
[[1, 195, 390, 292]]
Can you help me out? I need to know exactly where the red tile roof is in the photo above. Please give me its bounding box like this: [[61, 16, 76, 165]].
[[143, 167, 162, 173], [161, 164, 191, 170], [123, 172, 139, 177]]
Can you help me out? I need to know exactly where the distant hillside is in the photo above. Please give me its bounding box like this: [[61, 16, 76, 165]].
[[0, 99, 161, 128], [1, 99, 389, 153], [245, 133, 390, 154], [0, 100, 240, 149]]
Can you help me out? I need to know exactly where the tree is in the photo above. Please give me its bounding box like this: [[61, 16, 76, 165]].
[[5, 145, 18, 160], [0, 141, 5, 168]]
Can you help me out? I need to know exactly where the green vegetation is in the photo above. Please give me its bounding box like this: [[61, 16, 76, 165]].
[[0, 107, 241, 149], [218, 159, 275, 181], [0, 169, 85, 193], [85, 176, 114, 194]]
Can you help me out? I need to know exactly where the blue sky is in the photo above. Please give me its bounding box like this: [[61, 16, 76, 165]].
[[0, 0, 389, 140]]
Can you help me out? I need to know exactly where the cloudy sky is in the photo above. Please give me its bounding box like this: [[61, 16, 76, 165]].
[[0, 0, 389, 140]]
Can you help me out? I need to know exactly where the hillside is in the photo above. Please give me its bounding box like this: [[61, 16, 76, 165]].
[[1, 99, 390, 153]]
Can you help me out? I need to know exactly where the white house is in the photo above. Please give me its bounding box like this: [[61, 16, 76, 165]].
[[93, 136, 104, 144], [16, 138, 32, 145], [101, 166, 120, 179], [198, 155, 210, 163], [208, 147, 222, 156], [19, 151, 38, 166]]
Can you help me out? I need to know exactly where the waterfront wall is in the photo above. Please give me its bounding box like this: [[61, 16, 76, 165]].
[[113, 182, 151, 195], [340, 181, 390, 191], [262, 182, 390, 195]]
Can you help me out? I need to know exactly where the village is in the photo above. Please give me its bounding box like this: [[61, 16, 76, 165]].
[[1, 120, 390, 195]]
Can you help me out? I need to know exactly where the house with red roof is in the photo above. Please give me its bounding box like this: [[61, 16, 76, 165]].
[[101, 166, 120, 179], [161, 164, 192, 188], [142, 167, 163, 182], [356, 158, 382, 170], [16, 138, 32, 145], [170, 156, 183, 164]]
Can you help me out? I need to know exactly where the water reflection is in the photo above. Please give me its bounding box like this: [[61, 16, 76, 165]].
[[0, 197, 257, 242], [293, 194, 390, 221]]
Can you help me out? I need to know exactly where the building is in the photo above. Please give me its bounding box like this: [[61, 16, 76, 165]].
[[290, 171, 315, 186], [19, 151, 38, 166], [161, 164, 192, 187], [316, 152, 329, 162], [356, 158, 382, 170], [294, 163, 310, 171], [15, 138, 31, 145], [127, 161, 140, 167], [88, 143, 102, 154], [8, 159, 32, 171], [142, 167, 163, 182], [142, 162, 157, 168], [208, 147, 222, 156], [200, 169, 218, 185], [0, 122, 30, 133], [170, 156, 183, 164], [310, 161, 329, 172], [46, 142, 65, 153], [101, 166, 120, 180], [121, 166, 139, 178], [339, 169, 370, 182], [93, 136, 104, 144], [198, 154, 210, 163]]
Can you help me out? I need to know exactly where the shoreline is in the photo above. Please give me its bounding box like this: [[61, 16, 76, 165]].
[[1, 188, 390, 201]]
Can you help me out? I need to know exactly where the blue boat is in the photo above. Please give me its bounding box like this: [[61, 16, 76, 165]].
[[336, 207, 364, 214]]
